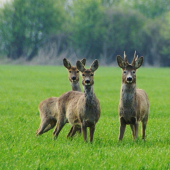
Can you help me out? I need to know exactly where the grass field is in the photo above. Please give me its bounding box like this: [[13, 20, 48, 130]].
[[0, 65, 170, 170]]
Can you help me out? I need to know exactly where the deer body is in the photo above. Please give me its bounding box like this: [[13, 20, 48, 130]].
[[53, 60, 100, 142], [117, 52, 149, 141], [36, 58, 86, 136]]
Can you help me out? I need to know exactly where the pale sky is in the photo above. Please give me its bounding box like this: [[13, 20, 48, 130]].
[[0, 0, 10, 7]]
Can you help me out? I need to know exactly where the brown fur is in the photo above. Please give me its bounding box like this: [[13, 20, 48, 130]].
[[36, 59, 86, 136], [63, 58, 86, 92], [53, 60, 100, 142], [117, 52, 149, 141]]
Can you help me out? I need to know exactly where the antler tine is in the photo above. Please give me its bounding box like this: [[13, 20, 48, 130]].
[[134, 51, 136, 58], [131, 51, 137, 66], [136, 55, 138, 61], [124, 51, 129, 65]]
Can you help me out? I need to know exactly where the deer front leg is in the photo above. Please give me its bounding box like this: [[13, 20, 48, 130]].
[[53, 116, 66, 139], [67, 126, 81, 138], [89, 125, 95, 143], [81, 121, 87, 142], [118, 117, 126, 141]]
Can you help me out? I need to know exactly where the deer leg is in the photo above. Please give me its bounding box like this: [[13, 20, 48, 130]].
[[36, 117, 56, 135], [43, 119, 57, 133], [81, 122, 87, 142], [118, 117, 126, 141], [141, 118, 148, 140], [70, 126, 81, 137], [76, 127, 81, 135], [53, 117, 66, 139], [36, 118, 50, 135], [67, 126, 74, 138], [134, 122, 139, 140], [89, 125, 95, 143], [130, 124, 135, 139]]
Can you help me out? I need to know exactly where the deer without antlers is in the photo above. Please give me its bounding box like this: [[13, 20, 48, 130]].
[[53, 59, 101, 142], [36, 58, 86, 136], [63, 58, 86, 92], [117, 52, 149, 141]]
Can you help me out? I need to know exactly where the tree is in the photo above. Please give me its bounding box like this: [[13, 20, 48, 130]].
[[0, 0, 66, 60], [70, 0, 104, 59], [102, 7, 146, 63]]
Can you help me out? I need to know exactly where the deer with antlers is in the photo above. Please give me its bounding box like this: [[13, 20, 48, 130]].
[[117, 52, 149, 141], [36, 58, 86, 136]]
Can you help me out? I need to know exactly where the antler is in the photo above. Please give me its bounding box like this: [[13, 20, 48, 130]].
[[131, 51, 137, 66], [124, 51, 129, 66]]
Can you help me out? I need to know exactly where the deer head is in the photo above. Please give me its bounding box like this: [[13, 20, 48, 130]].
[[63, 58, 86, 84], [76, 59, 99, 86], [117, 51, 143, 84]]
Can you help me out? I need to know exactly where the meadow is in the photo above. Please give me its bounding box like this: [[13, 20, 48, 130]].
[[0, 65, 170, 170]]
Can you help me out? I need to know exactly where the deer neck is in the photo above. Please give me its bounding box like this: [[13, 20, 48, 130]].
[[83, 85, 95, 104], [120, 83, 136, 108], [71, 82, 81, 92]]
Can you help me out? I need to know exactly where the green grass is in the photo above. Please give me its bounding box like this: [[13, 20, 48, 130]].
[[0, 65, 170, 170]]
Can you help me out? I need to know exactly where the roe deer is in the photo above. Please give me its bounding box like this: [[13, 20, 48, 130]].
[[63, 58, 86, 92], [36, 59, 86, 136], [117, 52, 149, 141], [53, 59, 101, 142]]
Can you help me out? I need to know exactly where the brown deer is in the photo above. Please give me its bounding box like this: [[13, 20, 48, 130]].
[[36, 58, 86, 136], [53, 59, 101, 142], [117, 52, 149, 141], [63, 58, 86, 92]]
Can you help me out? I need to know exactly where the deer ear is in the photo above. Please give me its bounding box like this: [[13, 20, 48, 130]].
[[76, 60, 85, 72], [117, 55, 125, 69], [135, 56, 143, 69], [90, 59, 99, 72], [80, 58, 86, 66], [63, 58, 71, 69]]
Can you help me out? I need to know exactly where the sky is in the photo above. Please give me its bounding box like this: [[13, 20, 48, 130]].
[[0, 0, 10, 7]]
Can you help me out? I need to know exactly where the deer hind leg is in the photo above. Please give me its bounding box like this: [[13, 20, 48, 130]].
[[130, 124, 135, 139], [81, 122, 87, 142], [42, 118, 57, 133], [36, 118, 51, 135], [118, 117, 126, 141], [36, 117, 56, 135], [89, 125, 95, 143]]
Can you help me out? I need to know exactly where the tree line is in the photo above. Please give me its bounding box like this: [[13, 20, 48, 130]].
[[0, 0, 170, 66]]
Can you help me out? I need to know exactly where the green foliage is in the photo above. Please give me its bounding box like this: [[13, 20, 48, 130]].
[[0, 65, 170, 169], [0, 0, 66, 60], [126, 0, 170, 18], [0, 0, 170, 65], [159, 11, 170, 59], [70, 0, 104, 58], [102, 7, 146, 62]]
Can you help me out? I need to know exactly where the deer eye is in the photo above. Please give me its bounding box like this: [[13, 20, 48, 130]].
[[82, 74, 85, 76], [132, 71, 135, 74], [123, 71, 127, 74], [90, 74, 93, 76], [77, 71, 79, 73], [69, 71, 71, 73]]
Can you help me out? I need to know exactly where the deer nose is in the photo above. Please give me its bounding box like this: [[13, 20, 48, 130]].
[[127, 77, 132, 81], [85, 80, 90, 84], [72, 76, 76, 81]]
